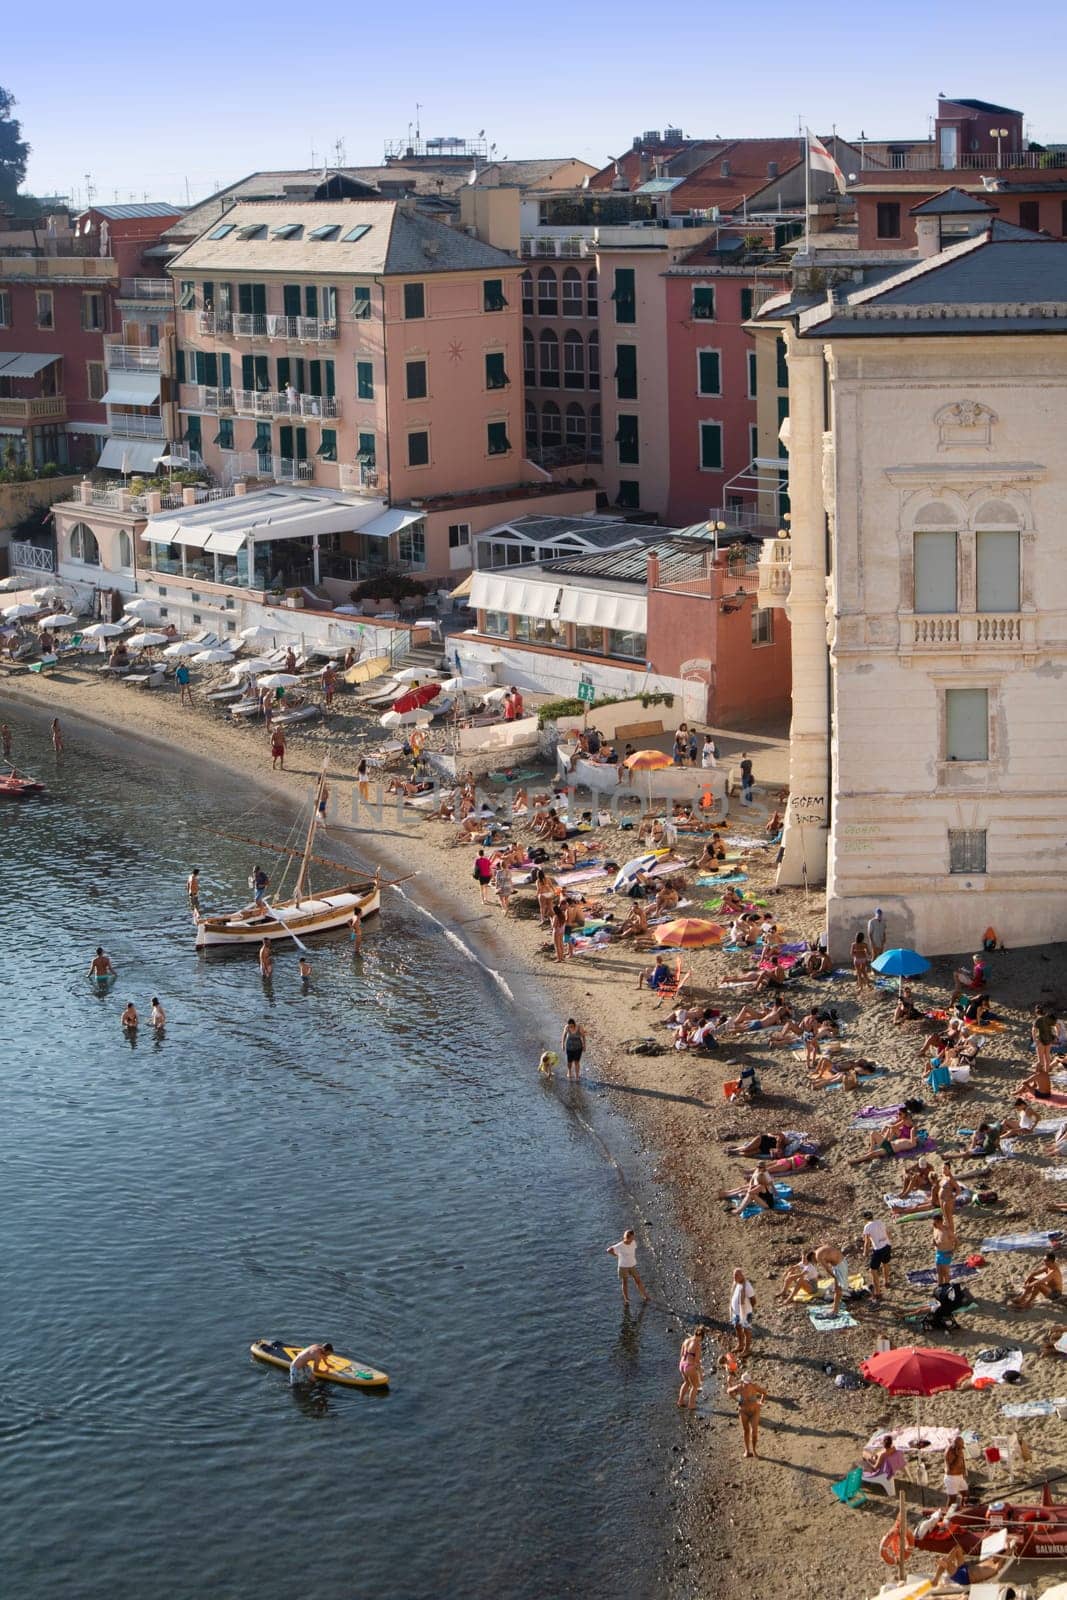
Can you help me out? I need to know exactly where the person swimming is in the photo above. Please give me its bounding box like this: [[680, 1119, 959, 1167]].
[[88, 947, 117, 985]]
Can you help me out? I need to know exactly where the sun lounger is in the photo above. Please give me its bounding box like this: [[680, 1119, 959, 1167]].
[[124, 669, 165, 690], [27, 654, 59, 675]]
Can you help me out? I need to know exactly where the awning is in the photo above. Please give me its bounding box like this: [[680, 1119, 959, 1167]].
[[470, 571, 561, 620], [100, 373, 161, 405], [142, 486, 390, 554], [450, 572, 475, 600], [0, 351, 60, 377], [98, 437, 168, 472], [204, 529, 249, 556], [142, 522, 182, 546], [359, 507, 425, 540], [558, 587, 646, 634]]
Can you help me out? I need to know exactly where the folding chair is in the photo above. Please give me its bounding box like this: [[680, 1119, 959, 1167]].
[[830, 1466, 867, 1508]]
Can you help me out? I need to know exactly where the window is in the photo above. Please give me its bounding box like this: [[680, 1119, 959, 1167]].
[[356, 360, 374, 400], [615, 343, 637, 400], [87, 361, 105, 401], [483, 278, 507, 312], [573, 622, 604, 653], [876, 202, 901, 239], [697, 349, 721, 396], [214, 418, 234, 449], [537, 267, 558, 316], [587, 329, 599, 391], [185, 416, 203, 456], [483, 611, 510, 637], [589, 403, 602, 458], [81, 292, 104, 331], [69, 523, 100, 564], [615, 413, 639, 465], [405, 359, 427, 400], [523, 327, 536, 385], [525, 398, 538, 451], [178, 281, 196, 309], [407, 430, 429, 467], [692, 285, 715, 320], [562, 268, 583, 317], [913, 530, 957, 613], [615, 482, 640, 511], [565, 403, 587, 450], [776, 336, 789, 389], [36, 290, 54, 329], [586, 267, 598, 319], [1018, 201, 1040, 232], [357, 431, 376, 466], [403, 283, 425, 320], [949, 828, 987, 874], [309, 224, 341, 241], [487, 420, 511, 456], [272, 222, 303, 240], [539, 328, 559, 387], [612, 267, 636, 323], [699, 421, 723, 471], [485, 351, 508, 390], [777, 395, 790, 452], [747, 350, 758, 398], [541, 401, 562, 447], [304, 285, 318, 318], [976, 528, 1020, 612], [237, 283, 266, 315], [352, 285, 372, 319], [318, 428, 337, 461], [607, 626, 645, 658], [449, 523, 471, 549], [237, 224, 267, 240], [0, 289, 8, 326], [563, 330, 585, 389], [399, 524, 426, 567], [208, 222, 235, 240], [751, 608, 774, 646], [740, 286, 754, 320], [118, 530, 133, 567], [945, 688, 989, 762], [343, 224, 371, 243], [521, 271, 534, 315], [750, 423, 759, 461]]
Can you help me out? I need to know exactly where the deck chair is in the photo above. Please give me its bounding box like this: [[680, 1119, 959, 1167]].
[[830, 1467, 867, 1508], [652, 958, 690, 1009]]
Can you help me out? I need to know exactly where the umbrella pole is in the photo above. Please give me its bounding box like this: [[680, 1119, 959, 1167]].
[[896, 1487, 907, 1583]]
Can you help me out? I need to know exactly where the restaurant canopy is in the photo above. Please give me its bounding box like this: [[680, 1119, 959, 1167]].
[[141, 486, 390, 549]]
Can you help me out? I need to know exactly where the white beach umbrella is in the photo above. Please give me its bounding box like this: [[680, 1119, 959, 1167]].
[[237, 657, 274, 675], [394, 665, 440, 683], [81, 622, 125, 640], [0, 575, 25, 592], [3, 602, 41, 621], [123, 597, 161, 617], [39, 612, 79, 628], [238, 624, 275, 646], [162, 639, 203, 659], [440, 676, 464, 693], [192, 647, 236, 665], [379, 708, 433, 729], [257, 671, 302, 688], [128, 631, 170, 650], [33, 584, 74, 603], [482, 686, 509, 702]]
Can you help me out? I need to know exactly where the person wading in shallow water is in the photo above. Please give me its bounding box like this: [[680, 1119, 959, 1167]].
[[562, 1018, 586, 1080]]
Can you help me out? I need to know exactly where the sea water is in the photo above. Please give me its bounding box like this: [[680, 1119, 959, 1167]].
[[0, 717, 683, 1600]]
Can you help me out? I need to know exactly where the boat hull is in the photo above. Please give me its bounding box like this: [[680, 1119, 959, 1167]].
[[195, 884, 380, 948], [0, 777, 44, 797]]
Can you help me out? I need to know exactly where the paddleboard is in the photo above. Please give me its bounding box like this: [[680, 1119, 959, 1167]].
[[250, 1339, 389, 1390]]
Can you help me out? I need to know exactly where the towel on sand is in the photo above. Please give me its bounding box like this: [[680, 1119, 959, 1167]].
[[851, 1105, 905, 1127], [972, 1349, 1023, 1385], [979, 1231, 1066, 1253], [907, 1263, 979, 1287], [1001, 1399, 1067, 1419], [738, 1199, 792, 1219], [796, 1272, 865, 1303], [808, 1306, 858, 1332]]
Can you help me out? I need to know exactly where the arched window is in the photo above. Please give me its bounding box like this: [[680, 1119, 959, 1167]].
[[912, 504, 958, 615], [586, 268, 598, 319], [539, 328, 559, 387], [537, 266, 558, 316], [589, 403, 602, 459], [541, 401, 562, 448], [521, 270, 534, 315], [587, 329, 600, 391], [69, 522, 100, 565], [523, 326, 536, 386], [525, 398, 539, 453], [563, 329, 585, 389], [565, 403, 587, 450], [562, 267, 583, 317], [118, 529, 133, 568], [974, 500, 1021, 613]]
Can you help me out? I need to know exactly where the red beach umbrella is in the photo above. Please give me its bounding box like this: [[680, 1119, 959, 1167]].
[[392, 682, 441, 714], [860, 1346, 972, 1396]]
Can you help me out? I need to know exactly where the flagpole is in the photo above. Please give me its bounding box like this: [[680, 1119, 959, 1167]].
[[804, 126, 811, 256]]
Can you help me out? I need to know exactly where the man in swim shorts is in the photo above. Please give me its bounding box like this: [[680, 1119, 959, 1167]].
[[933, 1214, 957, 1286], [814, 1242, 850, 1314], [88, 947, 117, 983], [289, 1342, 334, 1385]]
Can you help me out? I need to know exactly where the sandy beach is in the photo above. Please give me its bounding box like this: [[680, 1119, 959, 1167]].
[[6, 659, 1067, 1599]]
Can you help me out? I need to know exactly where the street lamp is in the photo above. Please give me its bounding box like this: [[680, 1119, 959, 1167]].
[[991, 128, 1009, 166]]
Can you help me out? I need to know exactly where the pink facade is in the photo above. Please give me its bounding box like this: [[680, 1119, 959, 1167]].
[[520, 257, 601, 470]]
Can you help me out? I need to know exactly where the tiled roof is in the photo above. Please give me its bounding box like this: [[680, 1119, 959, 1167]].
[[474, 159, 594, 189], [669, 139, 806, 210], [587, 145, 695, 192], [945, 97, 1023, 116], [909, 186, 996, 216]]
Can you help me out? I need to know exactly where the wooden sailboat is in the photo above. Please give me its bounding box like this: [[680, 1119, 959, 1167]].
[[194, 769, 381, 949]]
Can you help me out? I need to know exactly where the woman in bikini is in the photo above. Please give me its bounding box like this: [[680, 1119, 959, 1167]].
[[677, 1326, 705, 1410], [851, 930, 873, 992], [727, 1373, 768, 1457]]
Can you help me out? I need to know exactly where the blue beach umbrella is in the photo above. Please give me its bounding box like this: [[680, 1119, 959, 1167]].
[[872, 946, 930, 995]]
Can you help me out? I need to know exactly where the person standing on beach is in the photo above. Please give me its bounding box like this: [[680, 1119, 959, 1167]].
[[861, 1213, 893, 1299], [1034, 1006, 1056, 1074], [933, 1213, 957, 1286], [739, 753, 754, 805], [851, 930, 872, 991], [727, 1373, 768, 1458], [1, 723, 11, 760], [607, 1228, 651, 1308], [551, 902, 569, 964], [356, 757, 370, 805], [492, 859, 512, 917], [814, 1242, 850, 1314], [867, 907, 887, 958], [562, 1018, 586, 1080], [50, 717, 63, 753], [271, 726, 286, 770], [729, 1267, 756, 1358], [258, 940, 274, 979], [175, 661, 193, 707], [676, 1326, 704, 1408], [473, 849, 493, 906]]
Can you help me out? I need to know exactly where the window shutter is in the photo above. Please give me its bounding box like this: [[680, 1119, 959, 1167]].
[[317, 429, 337, 460], [945, 689, 989, 761], [220, 354, 231, 389], [976, 530, 1020, 612], [304, 286, 318, 318], [176, 349, 186, 384], [277, 357, 290, 389], [913, 531, 958, 614], [279, 424, 293, 458], [740, 287, 754, 319], [698, 351, 720, 394], [352, 286, 371, 319], [241, 355, 254, 390], [283, 285, 301, 318], [324, 360, 335, 399]]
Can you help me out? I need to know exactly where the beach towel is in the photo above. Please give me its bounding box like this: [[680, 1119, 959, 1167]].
[[695, 872, 748, 887], [1035, 1119, 1067, 1136], [738, 1199, 792, 1219], [702, 897, 767, 912], [1000, 1399, 1066, 1419], [906, 1263, 979, 1288], [965, 1020, 1007, 1034], [979, 1231, 1065, 1253], [822, 1069, 888, 1092], [1047, 1168, 1067, 1182], [886, 1191, 932, 1211], [796, 1272, 865, 1303], [808, 1306, 858, 1332], [972, 1349, 1023, 1386], [726, 1181, 793, 1201], [852, 1104, 906, 1125]]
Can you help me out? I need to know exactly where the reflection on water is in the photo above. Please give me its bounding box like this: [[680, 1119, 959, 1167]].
[[0, 717, 680, 1600]]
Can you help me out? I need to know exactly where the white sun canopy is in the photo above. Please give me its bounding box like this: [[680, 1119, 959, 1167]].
[[97, 438, 165, 473], [99, 373, 161, 405], [141, 486, 390, 551], [470, 572, 561, 620], [0, 351, 61, 377], [557, 587, 646, 634]]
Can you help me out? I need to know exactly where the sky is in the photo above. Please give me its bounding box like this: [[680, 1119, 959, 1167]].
[[6, 0, 1067, 206]]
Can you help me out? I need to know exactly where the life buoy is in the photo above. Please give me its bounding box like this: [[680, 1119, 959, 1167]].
[[879, 1524, 915, 1566]]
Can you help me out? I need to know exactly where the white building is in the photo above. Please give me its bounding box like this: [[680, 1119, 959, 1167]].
[[759, 218, 1067, 955]]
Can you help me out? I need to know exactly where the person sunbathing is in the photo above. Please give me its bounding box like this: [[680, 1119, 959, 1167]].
[[718, 886, 745, 916], [617, 902, 649, 941], [556, 843, 579, 870], [1039, 1324, 1067, 1357], [424, 793, 456, 821], [1011, 1251, 1063, 1309], [850, 1112, 917, 1164], [510, 787, 529, 817], [638, 817, 668, 847], [917, 1028, 948, 1061], [803, 948, 833, 977], [894, 987, 925, 1024], [650, 884, 680, 916], [1019, 1063, 1052, 1099], [728, 918, 760, 947], [932, 1538, 1021, 1589], [734, 1163, 780, 1212], [956, 1121, 1000, 1159], [730, 1131, 789, 1160], [809, 1055, 869, 1091], [899, 1157, 937, 1198], [999, 1099, 1041, 1139], [726, 999, 792, 1033], [695, 839, 727, 869], [776, 1250, 820, 1304]]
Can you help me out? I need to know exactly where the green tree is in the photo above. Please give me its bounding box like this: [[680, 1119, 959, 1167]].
[[0, 88, 30, 206]]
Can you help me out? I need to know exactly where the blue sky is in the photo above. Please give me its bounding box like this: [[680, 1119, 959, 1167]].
[[6, 1, 1065, 205]]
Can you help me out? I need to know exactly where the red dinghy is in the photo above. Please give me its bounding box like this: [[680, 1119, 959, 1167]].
[[0, 771, 45, 798], [915, 1482, 1067, 1559]]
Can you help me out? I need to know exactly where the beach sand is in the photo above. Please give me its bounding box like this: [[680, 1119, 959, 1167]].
[[6, 660, 1067, 1599]]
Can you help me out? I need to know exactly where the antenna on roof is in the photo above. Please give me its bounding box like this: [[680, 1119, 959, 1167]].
[[415, 102, 422, 142]]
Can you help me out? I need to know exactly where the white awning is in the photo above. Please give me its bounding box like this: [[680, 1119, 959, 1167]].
[[359, 507, 425, 540], [142, 486, 389, 554], [100, 373, 161, 405], [470, 571, 562, 620], [0, 351, 60, 377], [98, 437, 167, 472], [204, 529, 249, 555], [558, 587, 646, 634]]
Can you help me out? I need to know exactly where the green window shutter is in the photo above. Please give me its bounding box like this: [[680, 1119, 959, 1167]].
[[296, 426, 307, 459], [283, 285, 301, 318], [408, 431, 429, 466], [304, 285, 318, 318], [215, 418, 234, 449], [700, 423, 722, 470], [692, 285, 715, 319], [254, 421, 271, 454], [318, 428, 337, 460], [404, 283, 425, 320], [202, 280, 214, 309], [308, 360, 322, 397], [176, 349, 186, 384], [612, 268, 635, 323], [698, 350, 720, 395], [747, 350, 757, 396], [185, 415, 202, 453], [776, 336, 789, 389], [357, 431, 376, 464], [324, 361, 335, 398], [485, 351, 507, 389], [220, 353, 231, 390], [252, 284, 266, 315], [740, 287, 753, 320], [192, 350, 204, 385], [406, 360, 427, 400], [254, 356, 268, 389], [277, 357, 290, 389], [357, 360, 374, 400], [615, 343, 637, 399], [237, 284, 252, 314], [322, 286, 337, 321], [294, 359, 305, 392], [483, 278, 507, 311], [487, 421, 510, 455], [241, 355, 254, 390], [279, 424, 293, 457], [353, 286, 371, 319], [615, 414, 639, 464], [203, 352, 219, 388]]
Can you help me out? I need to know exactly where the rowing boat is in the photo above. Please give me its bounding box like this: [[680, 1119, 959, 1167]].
[[0, 770, 44, 798]]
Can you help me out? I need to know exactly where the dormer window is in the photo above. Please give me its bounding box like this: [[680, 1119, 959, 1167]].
[[343, 224, 372, 243]]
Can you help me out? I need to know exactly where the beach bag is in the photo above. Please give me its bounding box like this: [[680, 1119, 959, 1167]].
[[983, 926, 998, 952]]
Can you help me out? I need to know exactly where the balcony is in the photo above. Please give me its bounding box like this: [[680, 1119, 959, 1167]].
[[189, 385, 234, 414], [521, 235, 594, 259], [232, 312, 267, 339], [229, 312, 338, 343], [118, 277, 172, 301], [108, 411, 165, 438], [756, 537, 791, 609], [232, 388, 339, 420], [105, 340, 161, 371], [901, 613, 1034, 652], [858, 149, 1066, 173], [198, 309, 233, 336], [0, 394, 66, 423]]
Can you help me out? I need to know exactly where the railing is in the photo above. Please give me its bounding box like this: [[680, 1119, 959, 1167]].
[[273, 456, 315, 482], [119, 277, 172, 300], [708, 505, 782, 536], [388, 629, 413, 670], [756, 537, 792, 606], [859, 149, 1064, 173], [107, 411, 165, 438], [0, 394, 65, 422], [105, 341, 161, 370], [10, 540, 55, 572], [338, 462, 382, 494], [903, 612, 1028, 649], [198, 309, 233, 335], [265, 314, 338, 344], [231, 388, 339, 420], [521, 235, 593, 259], [232, 312, 268, 338]]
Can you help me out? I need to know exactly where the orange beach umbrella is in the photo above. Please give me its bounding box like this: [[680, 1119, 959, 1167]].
[[624, 749, 673, 771], [654, 918, 725, 949]]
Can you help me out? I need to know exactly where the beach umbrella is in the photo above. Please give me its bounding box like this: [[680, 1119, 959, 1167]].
[[3, 602, 40, 621], [237, 657, 274, 675], [612, 850, 669, 893], [33, 584, 74, 603], [0, 575, 25, 592], [392, 682, 440, 714], [654, 918, 725, 949], [873, 947, 931, 997], [39, 612, 79, 628], [192, 648, 236, 665], [394, 665, 440, 683], [482, 686, 509, 702], [380, 708, 433, 729], [257, 671, 302, 689], [861, 1345, 973, 1437], [238, 624, 275, 646], [122, 597, 160, 618], [82, 622, 125, 640], [128, 631, 170, 650], [624, 746, 674, 809], [163, 639, 203, 659]]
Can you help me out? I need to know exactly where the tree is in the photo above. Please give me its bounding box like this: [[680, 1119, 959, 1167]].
[[0, 88, 30, 207]]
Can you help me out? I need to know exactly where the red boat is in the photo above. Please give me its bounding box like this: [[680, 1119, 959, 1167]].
[[0, 771, 45, 798], [915, 1482, 1067, 1559]]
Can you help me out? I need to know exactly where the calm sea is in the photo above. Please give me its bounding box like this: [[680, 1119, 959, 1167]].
[[0, 711, 686, 1600]]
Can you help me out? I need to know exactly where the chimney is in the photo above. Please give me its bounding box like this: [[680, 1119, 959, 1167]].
[[647, 552, 660, 587], [79, 477, 92, 505], [915, 215, 941, 259]]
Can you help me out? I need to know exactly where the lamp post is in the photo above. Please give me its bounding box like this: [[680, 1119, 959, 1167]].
[[991, 128, 1009, 167]]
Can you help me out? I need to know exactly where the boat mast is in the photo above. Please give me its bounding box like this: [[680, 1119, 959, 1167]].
[[295, 764, 327, 902]]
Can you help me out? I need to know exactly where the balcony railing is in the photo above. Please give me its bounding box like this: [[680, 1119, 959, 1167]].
[[338, 462, 382, 494], [232, 312, 268, 338], [859, 149, 1065, 173], [105, 340, 161, 371], [232, 388, 339, 420], [229, 312, 339, 343], [756, 536, 791, 608], [190, 386, 234, 413], [902, 612, 1031, 650], [198, 309, 233, 335], [0, 394, 66, 422], [119, 277, 172, 300], [107, 411, 165, 438], [10, 540, 55, 573], [521, 235, 593, 259]]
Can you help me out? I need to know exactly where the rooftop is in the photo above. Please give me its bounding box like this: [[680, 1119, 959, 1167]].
[[493, 513, 645, 548], [909, 186, 997, 216], [942, 97, 1023, 117], [86, 202, 185, 220]]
